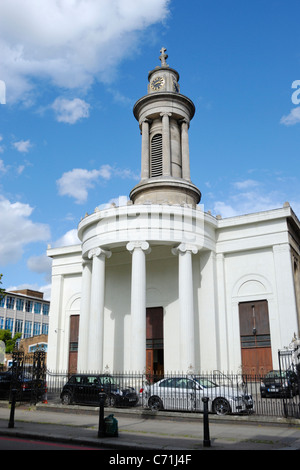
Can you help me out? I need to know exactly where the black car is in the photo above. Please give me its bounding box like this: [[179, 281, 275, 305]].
[[0, 370, 47, 402], [260, 370, 299, 398], [60, 374, 139, 407]]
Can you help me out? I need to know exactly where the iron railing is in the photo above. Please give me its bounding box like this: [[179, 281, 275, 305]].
[[2, 350, 300, 418], [41, 369, 300, 419]]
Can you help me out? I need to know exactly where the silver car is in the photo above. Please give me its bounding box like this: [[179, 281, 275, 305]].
[[142, 376, 254, 415]]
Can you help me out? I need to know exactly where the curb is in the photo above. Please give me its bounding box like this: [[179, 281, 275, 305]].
[[35, 402, 300, 427]]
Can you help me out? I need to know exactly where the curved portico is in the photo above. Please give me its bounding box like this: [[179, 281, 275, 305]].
[[77, 201, 209, 372]]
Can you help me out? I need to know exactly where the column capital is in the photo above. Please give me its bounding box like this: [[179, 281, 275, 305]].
[[141, 117, 152, 125], [160, 111, 172, 118], [126, 241, 151, 254], [172, 243, 198, 256], [88, 247, 112, 260], [179, 118, 190, 128]]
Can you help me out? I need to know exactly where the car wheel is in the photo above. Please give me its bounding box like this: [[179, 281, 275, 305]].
[[148, 396, 163, 411], [213, 397, 231, 415], [61, 392, 72, 405]]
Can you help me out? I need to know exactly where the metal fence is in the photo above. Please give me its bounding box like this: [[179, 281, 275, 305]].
[[0, 349, 47, 405], [42, 369, 300, 419], [2, 347, 300, 418]]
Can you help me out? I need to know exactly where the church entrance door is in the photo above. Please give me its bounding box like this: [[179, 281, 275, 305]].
[[68, 314, 79, 374], [146, 307, 164, 374], [239, 300, 273, 377]]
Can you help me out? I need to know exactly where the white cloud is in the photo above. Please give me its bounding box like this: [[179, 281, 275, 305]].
[[0, 195, 50, 265], [51, 97, 90, 124], [57, 164, 138, 203], [27, 253, 52, 275], [57, 168, 103, 204], [0, 135, 5, 153], [280, 107, 300, 126], [233, 179, 259, 190], [97, 195, 129, 210], [53, 229, 81, 248], [27, 253, 52, 284], [0, 0, 170, 103], [213, 201, 238, 218], [212, 187, 283, 218], [0, 159, 9, 174], [13, 139, 32, 152], [206, 175, 292, 219]]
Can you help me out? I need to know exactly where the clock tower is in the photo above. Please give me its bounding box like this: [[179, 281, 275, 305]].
[[130, 48, 201, 207]]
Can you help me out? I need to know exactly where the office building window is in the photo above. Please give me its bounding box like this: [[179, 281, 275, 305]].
[[15, 319, 23, 334], [25, 300, 33, 312], [42, 323, 48, 335], [6, 296, 15, 309], [5, 318, 13, 333], [34, 302, 41, 314], [42, 304, 49, 316], [16, 298, 24, 311], [33, 322, 41, 336], [24, 321, 32, 338]]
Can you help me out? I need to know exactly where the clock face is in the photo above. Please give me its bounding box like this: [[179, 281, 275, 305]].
[[150, 76, 165, 91]]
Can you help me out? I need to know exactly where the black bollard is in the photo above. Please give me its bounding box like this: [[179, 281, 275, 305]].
[[202, 396, 211, 447], [98, 392, 106, 437], [8, 389, 17, 429]]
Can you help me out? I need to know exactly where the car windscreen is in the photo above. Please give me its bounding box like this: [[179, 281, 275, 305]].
[[193, 377, 218, 388]]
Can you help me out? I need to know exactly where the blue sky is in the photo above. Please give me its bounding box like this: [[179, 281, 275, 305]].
[[0, 0, 300, 299]]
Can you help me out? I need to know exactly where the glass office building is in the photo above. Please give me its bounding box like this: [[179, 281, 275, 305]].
[[0, 289, 49, 339]]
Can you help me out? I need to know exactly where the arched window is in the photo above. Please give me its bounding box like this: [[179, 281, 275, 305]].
[[150, 134, 163, 177]]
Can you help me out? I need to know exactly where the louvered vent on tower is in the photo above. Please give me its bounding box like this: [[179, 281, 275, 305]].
[[150, 134, 163, 177]]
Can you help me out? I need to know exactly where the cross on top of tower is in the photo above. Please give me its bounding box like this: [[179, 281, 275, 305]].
[[159, 47, 168, 67]]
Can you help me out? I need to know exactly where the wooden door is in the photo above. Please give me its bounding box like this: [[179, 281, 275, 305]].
[[239, 300, 273, 376], [68, 315, 79, 374], [146, 307, 164, 374]]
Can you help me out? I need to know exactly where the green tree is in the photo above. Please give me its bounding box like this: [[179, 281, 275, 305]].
[[0, 273, 6, 302], [0, 330, 21, 353]]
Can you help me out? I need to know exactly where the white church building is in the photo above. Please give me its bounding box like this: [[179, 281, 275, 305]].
[[47, 49, 300, 376]]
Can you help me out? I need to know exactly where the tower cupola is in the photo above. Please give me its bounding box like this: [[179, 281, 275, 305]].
[[130, 48, 201, 207]]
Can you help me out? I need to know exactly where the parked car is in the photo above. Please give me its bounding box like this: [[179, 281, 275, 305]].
[[260, 370, 299, 398], [141, 376, 254, 415], [60, 374, 139, 407], [0, 370, 46, 402]]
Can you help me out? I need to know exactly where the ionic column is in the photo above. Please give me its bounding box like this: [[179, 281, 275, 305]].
[[141, 118, 151, 179], [126, 241, 151, 372], [160, 112, 172, 176], [87, 247, 111, 371], [181, 119, 191, 181], [172, 243, 198, 372], [77, 258, 92, 372]]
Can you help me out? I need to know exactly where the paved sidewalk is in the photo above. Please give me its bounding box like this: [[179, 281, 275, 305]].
[[0, 403, 299, 451]]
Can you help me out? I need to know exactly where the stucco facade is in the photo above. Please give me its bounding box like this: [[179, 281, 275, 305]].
[[47, 50, 300, 374]]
